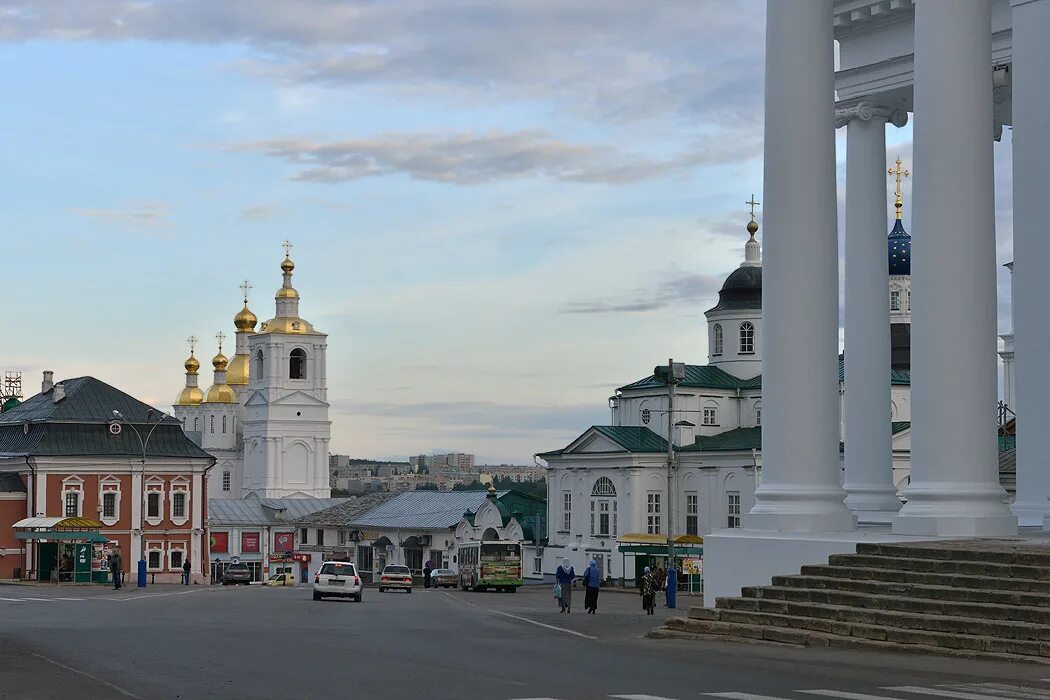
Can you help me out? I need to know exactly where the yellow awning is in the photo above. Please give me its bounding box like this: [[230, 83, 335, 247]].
[[13, 516, 105, 530], [618, 533, 703, 545]]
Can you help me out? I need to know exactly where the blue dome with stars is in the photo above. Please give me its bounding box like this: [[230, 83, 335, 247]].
[[888, 218, 910, 275]]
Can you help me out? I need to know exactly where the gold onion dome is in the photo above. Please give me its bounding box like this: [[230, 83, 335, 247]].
[[205, 382, 236, 404], [212, 352, 229, 372], [176, 385, 204, 406], [234, 303, 257, 332], [281, 256, 294, 273], [184, 352, 200, 374], [227, 353, 249, 385]]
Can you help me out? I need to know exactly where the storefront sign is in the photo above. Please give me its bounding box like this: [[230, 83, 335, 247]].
[[241, 532, 260, 553], [274, 532, 294, 553], [210, 532, 229, 553], [681, 558, 703, 576]]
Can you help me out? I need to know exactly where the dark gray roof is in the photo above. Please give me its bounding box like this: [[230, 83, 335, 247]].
[[0, 377, 212, 461], [0, 472, 26, 493], [290, 492, 399, 527], [350, 490, 509, 530], [706, 265, 762, 313], [208, 495, 349, 526]]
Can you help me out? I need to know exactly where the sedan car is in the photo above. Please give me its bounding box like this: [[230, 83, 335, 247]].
[[223, 562, 253, 585], [313, 561, 363, 602], [430, 568, 458, 589], [264, 572, 295, 587], [378, 565, 413, 593]]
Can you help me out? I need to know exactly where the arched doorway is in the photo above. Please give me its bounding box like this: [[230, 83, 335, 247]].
[[402, 536, 423, 573], [482, 528, 500, 541], [373, 536, 393, 576]]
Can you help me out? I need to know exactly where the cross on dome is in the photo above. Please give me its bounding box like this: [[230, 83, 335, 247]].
[[888, 157, 910, 220], [746, 194, 761, 222], [187, 335, 197, 355], [240, 279, 252, 303], [282, 240, 293, 258], [216, 330, 226, 354]]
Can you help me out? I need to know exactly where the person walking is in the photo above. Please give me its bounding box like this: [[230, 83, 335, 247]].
[[639, 566, 656, 615], [555, 559, 575, 613], [109, 547, 123, 590], [423, 561, 433, 589], [583, 559, 601, 614], [182, 558, 191, 585]]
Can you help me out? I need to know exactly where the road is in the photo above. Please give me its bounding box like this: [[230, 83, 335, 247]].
[[0, 582, 1046, 700]]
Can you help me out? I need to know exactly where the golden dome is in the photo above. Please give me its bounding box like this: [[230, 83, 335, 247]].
[[204, 383, 237, 404], [176, 386, 204, 406], [276, 286, 299, 299], [184, 353, 200, 374], [281, 256, 295, 273], [746, 219, 759, 235], [212, 352, 229, 372], [258, 315, 317, 335], [227, 353, 249, 385], [234, 303, 258, 333]]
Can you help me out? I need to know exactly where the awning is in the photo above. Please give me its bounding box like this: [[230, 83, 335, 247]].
[[13, 517, 105, 529], [616, 533, 703, 555], [617, 533, 703, 545], [16, 531, 109, 543]]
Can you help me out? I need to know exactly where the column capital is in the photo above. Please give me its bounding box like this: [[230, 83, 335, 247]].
[[835, 100, 908, 129]]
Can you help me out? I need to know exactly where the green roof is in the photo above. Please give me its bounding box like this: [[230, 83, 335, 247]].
[[680, 427, 761, 452], [998, 434, 1016, 452], [892, 421, 910, 435], [592, 426, 668, 452]]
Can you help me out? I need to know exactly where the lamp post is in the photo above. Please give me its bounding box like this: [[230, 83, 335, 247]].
[[113, 408, 169, 588], [665, 359, 685, 610]]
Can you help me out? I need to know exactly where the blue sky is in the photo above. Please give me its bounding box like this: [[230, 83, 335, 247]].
[[0, 1, 1015, 463]]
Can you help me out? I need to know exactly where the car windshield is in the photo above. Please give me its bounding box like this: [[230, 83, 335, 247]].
[[320, 563, 355, 576], [384, 566, 410, 574], [228, 564, 248, 572], [435, 569, 453, 575]]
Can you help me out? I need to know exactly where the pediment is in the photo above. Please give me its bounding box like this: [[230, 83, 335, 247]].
[[563, 429, 627, 454], [244, 392, 269, 407], [270, 391, 328, 407]]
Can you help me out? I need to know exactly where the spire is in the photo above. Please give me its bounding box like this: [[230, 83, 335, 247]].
[[229, 280, 255, 386], [277, 240, 298, 300], [204, 331, 236, 404], [233, 279, 258, 333], [176, 335, 204, 406], [888, 157, 910, 221], [742, 194, 761, 267]]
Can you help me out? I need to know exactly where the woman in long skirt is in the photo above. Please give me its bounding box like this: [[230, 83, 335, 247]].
[[583, 559, 601, 614], [639, 567, 656, 615], [555, 559, 575, 613]]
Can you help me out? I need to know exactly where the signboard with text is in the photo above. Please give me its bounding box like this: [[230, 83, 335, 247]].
[[273, 532, 294, 553], [241, 532, 260, 553], [210, 532, 229, 554]]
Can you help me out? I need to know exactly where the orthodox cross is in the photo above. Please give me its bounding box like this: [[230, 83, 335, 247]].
[[746, 194, 760, 222], [282, 240, 293, 258], [888, 157, 910, 219], [216, 330, 226, 354], [187, 335, 198, 356], [240, 279, 252, 304]]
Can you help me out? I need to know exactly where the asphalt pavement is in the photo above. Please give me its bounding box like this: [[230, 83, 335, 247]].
[[0, 582, 1046, 700]]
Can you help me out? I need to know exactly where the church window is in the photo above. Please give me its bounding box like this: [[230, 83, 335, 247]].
[[641, 408, 651, 425], [686, 493, 698, 535], [172, 492, 186, 519], [646, 493, 662, 534], [289, 348, 307, 379], [727, 491, 741, 528], [756, 406, 762, 426], [210, 415, 215, 433], [890, 290, 902, 311], [222, 470, 231, 492], [739, 322, 755, 354], [222, 415, 227, 434], [193, 417, 198, 432], [702, 405, 718, 426], [561, 492, 571, 531], [147, 492, 161, 519], [102, 492, 116, 519], [713, 323, 723, 356], [253, 351, 264, 379], [591, 477, 616, 497], [64, 491, 79, 518], [590, 477, 616, 537]]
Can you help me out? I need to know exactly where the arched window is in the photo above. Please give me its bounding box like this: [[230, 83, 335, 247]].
[[739, 322, 755, 354], [289, 348, 307, 379], [591, 477, 616, 497], [222, 470, 231, 492], [641, 408, 651, 425], [252, 350, 264, 380], [755, 403, 762, 426], [210, 415, 215, 433], [590, 477, 617, 537], [713, 323, 723, 356], [222, 415, 227, 434]]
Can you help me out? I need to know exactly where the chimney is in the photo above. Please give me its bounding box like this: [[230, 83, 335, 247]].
[[52, 384, 66, 403], [41, 371, 54, 393]]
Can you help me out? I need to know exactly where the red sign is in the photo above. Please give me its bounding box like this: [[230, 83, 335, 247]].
[[274, 532, 294, 553], [241, 532, 260, 553], [210, 532, 229, 553]]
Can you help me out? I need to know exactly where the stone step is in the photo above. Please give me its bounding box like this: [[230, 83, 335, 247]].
[[657, 616, 1050, 664], [799, 564, 1050, 594], [771, 574, 1050, 607], [827, 553, 1050, 580], [857, 542, 1050, 568], [731, 585, 1050, 623], [695, 599, 1050, 641]]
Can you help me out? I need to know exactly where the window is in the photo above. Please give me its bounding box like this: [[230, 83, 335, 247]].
[[147, 549, 162, 570], [222, 415, 227, 434], [686, 493, 698, 535], [64, 491, 79, 518], [102, 492, 116, 519], [172, 492, 186, 519], [316, 529, 325, 547], [253, 351, 264, 379], [300, 528, 309, 544], [756, 405, 762, 426], [641, 408, 651, 425], [591, 477, 616, 497], [290, 348, 307, 379], [561, 492, 571, 531], [170, 549, 184, 570], [222, 470, 231, 492], [338, 530, 347, 545], [147, 492, 160, 519], [739, 322, 755, 354], [210, 415, 215, 434], [890, 290, 902, 311], [533, 556, 543, 574], [647, 493, 662, 534], [713, 323, 723, 356], [727, 491, 741, 528], [193, 417, 198, 431], [702, 405, 718, 426]]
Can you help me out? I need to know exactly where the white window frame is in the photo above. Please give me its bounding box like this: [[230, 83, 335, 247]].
[[713, 323, 723, 356], [727, 491, 741, 528], [61, 476, 84, 518], [222, 470, 231, 492], [99, 476, 121, 526], [145, 478, 165, 526], [222, 415, 227, 434], [739, 322, 755, 354], [647, 492, 662, 534], [561, 492, 571, 532], [168, 541, 187, 572], [686, 492, 699, 535], [193, 416, 199, 432], [702, 404, 719, 426], [146, 542, 164, 572]]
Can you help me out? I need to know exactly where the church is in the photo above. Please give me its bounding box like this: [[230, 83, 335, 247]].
[[536, 192, 915, 583], [173, 244, 332, 500]]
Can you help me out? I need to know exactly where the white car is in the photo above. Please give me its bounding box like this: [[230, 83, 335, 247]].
[[313, 561, 363, 602]]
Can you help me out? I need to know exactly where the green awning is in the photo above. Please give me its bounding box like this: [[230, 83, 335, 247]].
[[617, 544, 703, 555], [16, 531, 109, 543]]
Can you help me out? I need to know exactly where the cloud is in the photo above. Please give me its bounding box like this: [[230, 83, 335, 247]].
[[230, 130, 761, 186], [240, 204, 281, 221], [562, 271, 726, 314], [70, 201, 172, 230]]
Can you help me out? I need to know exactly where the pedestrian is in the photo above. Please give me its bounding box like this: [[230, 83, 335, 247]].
[[109, 548, 123, 590], [583, 559, 601, 614], [639, 566, 656, 615], [182, 558, 191, 585], [423, 561, 433, 589], [555, 559, 575, 613]]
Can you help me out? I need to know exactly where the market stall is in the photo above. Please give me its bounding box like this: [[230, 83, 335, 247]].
[[12, 517, 109, 583]]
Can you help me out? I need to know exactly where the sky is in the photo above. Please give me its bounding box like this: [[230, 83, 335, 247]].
[[0, 1, 1016, 464]]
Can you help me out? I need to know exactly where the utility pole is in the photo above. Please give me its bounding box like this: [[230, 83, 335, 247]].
[[665, 358, 684, 609]]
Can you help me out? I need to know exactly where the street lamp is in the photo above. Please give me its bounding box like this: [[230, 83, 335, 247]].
[[113, 408, 169, 588]]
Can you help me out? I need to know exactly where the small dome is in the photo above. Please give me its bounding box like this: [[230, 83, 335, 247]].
[[212, 352, 229, 372], [276, 286, 299, 299], [176, 386, 204, 406], [281, 256, 295, 273], [226, 353, 249, 385], [888, 219, 911, 275], [234, 304, 257, 332], [204, 383, 236, 404], [184, 353, 200, 374]]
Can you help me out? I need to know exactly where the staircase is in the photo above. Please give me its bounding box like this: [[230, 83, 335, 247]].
[[652, 541, 1050, 663]]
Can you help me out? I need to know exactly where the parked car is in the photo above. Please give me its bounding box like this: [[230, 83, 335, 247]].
[[223, 562, 253, 585], [378, 565, 413, 593], [431, 568, 458, 588], [264, 572, 295, 587], [313, 561, 363, 602]]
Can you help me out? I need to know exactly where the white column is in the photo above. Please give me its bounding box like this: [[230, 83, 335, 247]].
[[838, 103, 907, 523], [893, 0, 1016, 536], [1010, 0, 1050, 527], [743, 0, 854, 533]]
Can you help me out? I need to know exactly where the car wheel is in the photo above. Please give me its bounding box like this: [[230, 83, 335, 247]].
[[378, 586, 384, 592], [313, 591, 322, 601], [407, 588, 412, 594]]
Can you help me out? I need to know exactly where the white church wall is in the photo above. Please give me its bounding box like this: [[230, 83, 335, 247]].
[[707, 309, 762, 379]]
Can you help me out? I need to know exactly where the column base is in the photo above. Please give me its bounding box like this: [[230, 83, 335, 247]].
[[844, 485, 903, 525], [1010, 501, 1050, 528], [892, 482, 1017, 536], [744, 484, 856, 533]]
